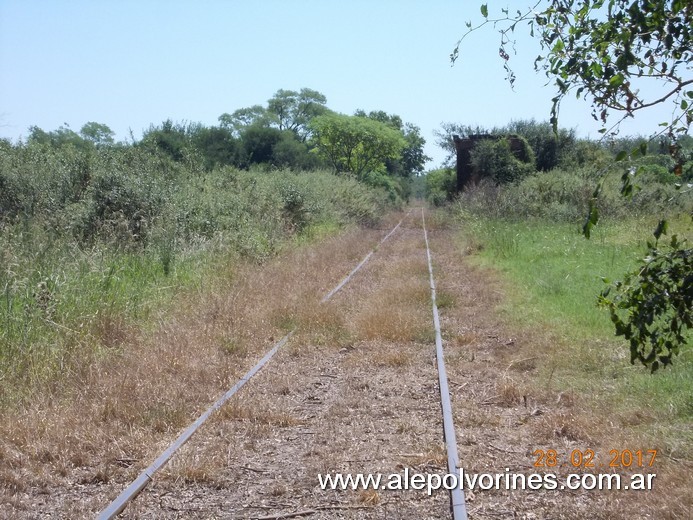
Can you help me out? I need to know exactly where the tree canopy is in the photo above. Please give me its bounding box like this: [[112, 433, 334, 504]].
[[355, 110, 430, 177], [220, 88, 330, 142], [309, 113, 406, 178], [267, 88, 329, 140]]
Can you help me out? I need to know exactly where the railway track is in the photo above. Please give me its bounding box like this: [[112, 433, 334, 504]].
[[98, 208, 467, 519]]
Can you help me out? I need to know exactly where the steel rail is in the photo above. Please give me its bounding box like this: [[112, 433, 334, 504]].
[[320, 215, 406, 303], [97, 213, 408, 519], [422, 208, 468, 520], [97, 333, 293, 519]]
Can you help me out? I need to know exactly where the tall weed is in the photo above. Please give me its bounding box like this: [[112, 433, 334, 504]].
[[456, 167, 690, 224], [0, 142, 391, 401]]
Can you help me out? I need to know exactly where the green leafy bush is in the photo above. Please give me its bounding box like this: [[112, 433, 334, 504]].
[[362, 170, 405, 205], [599, 232, 692, 372], [470, 137, 535, 184], [0, 135, 392, 395], [456, 166, 690, 224], [425, 168, 456, 206]]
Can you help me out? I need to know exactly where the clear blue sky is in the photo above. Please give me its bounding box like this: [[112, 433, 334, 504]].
[[0, 1, 673, 167]]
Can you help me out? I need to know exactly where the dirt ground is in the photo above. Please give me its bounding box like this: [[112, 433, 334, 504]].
[[1, 209, 689, 519]]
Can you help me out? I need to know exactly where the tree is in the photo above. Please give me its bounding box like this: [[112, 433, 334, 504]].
[[238, 124, 284, 167], [437, 119, 575, 171], [505, 119, 575, 171], [470, 136, 536, 183], [28, 124, 88, 150], [220, 88, 329, 148], [140, 119, 191, 161], [355, 110, 430, 176], [453, 1, 692, 371], [426, 168, 457, 206], [191, 126, 239, 170], [218, 105, 270, 137], [400, 123, 431, 176], [80, 122, 115, 147], [267, 88, 329, 140], [271, 132, 321, 170], [309, 113, 406, 178]]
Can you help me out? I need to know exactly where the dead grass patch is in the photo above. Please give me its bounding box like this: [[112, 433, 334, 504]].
[[294, 301, 348, 345], [435, 290, 456, 309], [0, 472, 26, 495], [496, 379, 524, 407], [358, 489, 381, 505], [353, 307, 423, 342], [219, 403, 302, 428], [399, 446, 448, 468], [371, 349, 412, 368], [452, 332, 481, 347], [218, 334, 248, 358], [92, 311, 131, 350], [537, 411, 596, 443], [0, 223, 388, 516], [506, 356, 537, 372], [141, 402, 189, 433]]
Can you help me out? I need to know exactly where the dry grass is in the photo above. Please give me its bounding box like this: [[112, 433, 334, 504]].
[[350, 256, 431, 344], [220, 403, 303, 428], [8, 207, 687, 518], [398, 446, 448, 468], [0, 221, 395, 517], [371, 348, 412, 368]]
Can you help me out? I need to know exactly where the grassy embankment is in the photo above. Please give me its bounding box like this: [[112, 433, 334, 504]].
[[450, 166, 692, 459], [457, 214, 692, 455]]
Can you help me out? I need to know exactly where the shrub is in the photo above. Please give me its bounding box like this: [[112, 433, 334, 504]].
[[0, 171, 23, 222], [362, 170, 405, 205], [425, 168, 456, 206], [506, 119, 576, 171], [455, 166, 692, 224], [470, 137, 536, 184]]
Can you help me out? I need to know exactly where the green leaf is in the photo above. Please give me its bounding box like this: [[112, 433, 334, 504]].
[[480, 4, 488, 17], [582, 202, 599, 239], [653, 220, 669, 241], [609, 73, 625, 87], [615, 150, 627, 161]]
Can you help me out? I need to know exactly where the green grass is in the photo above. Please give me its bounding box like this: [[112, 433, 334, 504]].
[[468, 219, 649, 335], [460, 214, 693, 449], [0, 159, 392, 405]]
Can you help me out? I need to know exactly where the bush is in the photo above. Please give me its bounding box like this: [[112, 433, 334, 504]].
[[470, 137, 536, 184], [75, 167, 168, 246], [455, 166, 691, 224], [362, 170, 405, 205], [506, 119, 576, 171], [0, 171, 23, 222], [425, 168, 456, 206], [0, 141, 393, 394]]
